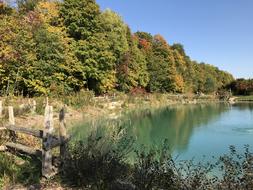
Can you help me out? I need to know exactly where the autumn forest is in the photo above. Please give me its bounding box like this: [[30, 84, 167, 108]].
[[0, 0, 246, 97]]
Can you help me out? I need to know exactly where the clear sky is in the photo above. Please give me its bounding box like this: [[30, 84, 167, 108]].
[[96, 0, 253, 79]]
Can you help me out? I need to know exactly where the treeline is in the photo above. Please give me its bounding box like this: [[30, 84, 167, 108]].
[[229, 79, 253, 95], [0, 0, 234, 96]]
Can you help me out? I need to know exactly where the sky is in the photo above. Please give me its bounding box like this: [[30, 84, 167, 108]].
[[96, 0, 253, 79]]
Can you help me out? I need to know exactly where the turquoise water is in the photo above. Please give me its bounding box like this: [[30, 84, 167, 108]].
[[71, 103, 253, 161], [126, 103, 253, 161]]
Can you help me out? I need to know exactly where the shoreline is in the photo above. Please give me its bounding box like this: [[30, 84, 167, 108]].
[[0, 93, 247, 130]]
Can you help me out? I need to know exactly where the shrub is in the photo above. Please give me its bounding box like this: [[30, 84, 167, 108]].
[[0, 153, 41, 189], [132, 140, 180, 190], [61, 126, 134, 189], [60, 90, 95, 108]]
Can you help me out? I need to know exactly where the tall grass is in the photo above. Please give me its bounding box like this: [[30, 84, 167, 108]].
[[0, 153, 41, 189], [62, 125, 134, 189]]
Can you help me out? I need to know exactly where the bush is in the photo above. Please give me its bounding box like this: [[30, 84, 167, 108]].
[[132, 140, 180, 190], [0, 153, 41, 189], [61, 133, 253, 190], [60, 90, 95, 108], [61, 126, 134, 189]]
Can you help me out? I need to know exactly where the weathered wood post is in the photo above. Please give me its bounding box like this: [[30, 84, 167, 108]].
[[8, 106, 17, 142], [59, 107, 67, 162], [31, 100, 36, 114], [42, 105, 54, 178], [8, 106, 15, 126], [0, 100, 2, 118]]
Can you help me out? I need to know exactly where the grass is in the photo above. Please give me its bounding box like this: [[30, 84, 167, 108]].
[[0, 153, 41, 189], [236, 95, 253, 101]]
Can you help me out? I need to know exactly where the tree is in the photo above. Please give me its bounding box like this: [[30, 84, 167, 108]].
[[204, 77, 217, 93], [99, 9, 129, 60], [35, 1, 86, 94], [171, 43, 186, 57], [116, 33, 149, 92], [0, 1, 87, 96], [0, 0, 13, 15], [0, 0, 235, 96], [0, 13, 37, 95], [17, 0, 42, 13], [60, 0, 120, 93], [60, 0, 101, 40], [229, 79, 253, 95], [76, 34, 117, 93], [147, 34, 178, 92]]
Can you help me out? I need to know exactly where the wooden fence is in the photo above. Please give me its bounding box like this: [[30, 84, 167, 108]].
[[0, 99, 69, 179]]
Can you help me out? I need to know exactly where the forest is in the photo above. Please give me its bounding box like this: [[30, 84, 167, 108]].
[[0, 0, 235, 96], [229, 79, 253, 95]]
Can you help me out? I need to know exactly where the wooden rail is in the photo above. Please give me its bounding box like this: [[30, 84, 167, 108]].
[[0, 99, 69, 179], [5, 125, 43, 138], [5, 142, 42, 157]]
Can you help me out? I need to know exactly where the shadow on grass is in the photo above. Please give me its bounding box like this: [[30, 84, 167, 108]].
[[0, 153, 41, 188]]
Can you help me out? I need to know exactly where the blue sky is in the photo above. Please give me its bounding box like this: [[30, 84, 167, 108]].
[[96, 0, 253, 79]]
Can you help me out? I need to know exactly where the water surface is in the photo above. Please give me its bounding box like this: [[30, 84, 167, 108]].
[[71, 103, 253, 162], [127, 103, 253, 161]]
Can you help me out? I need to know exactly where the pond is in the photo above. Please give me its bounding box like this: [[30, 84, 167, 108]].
[[126, 102, 253, 161], [71, 102, 253, 162]]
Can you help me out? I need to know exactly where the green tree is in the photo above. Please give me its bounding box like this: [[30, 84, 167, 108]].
[[147, 34, 178, 92], [0, 2, 86, 96], [60, 0, 119, 93], [204, 77, 217, 93], [17, 0, 42, 13], [116, 33, 149, 92], [60, 0, 100, 40], [99, 9, 129, 60]]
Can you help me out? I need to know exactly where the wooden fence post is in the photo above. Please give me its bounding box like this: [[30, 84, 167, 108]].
[[31, 100, 36, 114], [0, 100, 2, 118], [8, 106, 15, 126], [8, 106, 17, 142], [59, 107, 67, 161], [42, 105, 54, 178]]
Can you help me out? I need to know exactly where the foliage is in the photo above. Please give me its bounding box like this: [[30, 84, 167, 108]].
[[0, 0, 235, 96], [17, 0, 42, 13], [61, 126, 134, 189], [59, 89, 95, 108], [0, 1, 85, 96], [61, 129, 253, 190], [229, 78, 253, 95], [99, 9, 129, 60], [132, 141, 180, 190], [117, 34, 149, 92], [0, 1, 13, 15], [0, 153, 40, 189]]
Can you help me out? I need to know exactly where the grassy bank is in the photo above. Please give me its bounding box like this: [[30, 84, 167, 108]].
[[235, 95, 253, 102], [0, 92, 218, 129]]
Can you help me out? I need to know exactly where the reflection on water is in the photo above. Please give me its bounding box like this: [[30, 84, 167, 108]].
[[232, 102, 253, 111], [125, 103, 253, 160], [71, 103, 253, 161], [126, 103, 230, 152]]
